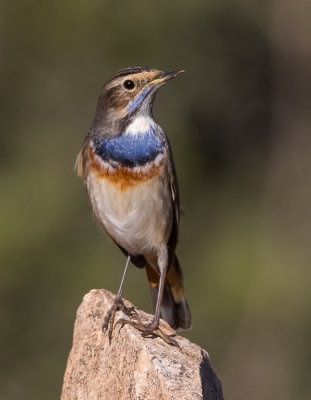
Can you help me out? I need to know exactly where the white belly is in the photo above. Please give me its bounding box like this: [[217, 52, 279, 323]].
[[86, 170, 173, 256]]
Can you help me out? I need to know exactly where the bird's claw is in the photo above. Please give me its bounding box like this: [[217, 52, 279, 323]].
[[102, 297, 139, 343], [115, 318, 180, 347]]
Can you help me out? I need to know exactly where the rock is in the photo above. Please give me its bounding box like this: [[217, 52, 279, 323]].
[[61, 289, 224, 400]]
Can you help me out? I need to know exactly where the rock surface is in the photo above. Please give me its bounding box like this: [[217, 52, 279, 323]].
[[61, 289, 224, 400]]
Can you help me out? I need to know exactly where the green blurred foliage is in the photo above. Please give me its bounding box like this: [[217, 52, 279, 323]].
[[1, 0, 310, 399]]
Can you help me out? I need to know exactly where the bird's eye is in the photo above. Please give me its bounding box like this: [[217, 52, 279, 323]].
[[124, 80, 135, 90]]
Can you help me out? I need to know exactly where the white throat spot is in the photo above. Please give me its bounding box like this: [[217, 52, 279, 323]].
[[125, 116, 155, 137]]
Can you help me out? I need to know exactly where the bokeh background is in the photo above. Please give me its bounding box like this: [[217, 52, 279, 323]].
[[1, 1, 310, 399]]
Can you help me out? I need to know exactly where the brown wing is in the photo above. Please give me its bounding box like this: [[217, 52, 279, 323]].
[[167, 149, 180, 265], [75, 140, 90, 180], [146, 150, 191, 329]]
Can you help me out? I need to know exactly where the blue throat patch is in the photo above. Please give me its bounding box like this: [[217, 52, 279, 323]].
[[94, 129, 164, 167]]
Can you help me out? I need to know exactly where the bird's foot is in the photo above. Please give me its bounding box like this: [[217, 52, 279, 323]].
[[102, 296, 139, 343], [115, 318, 180, 347]]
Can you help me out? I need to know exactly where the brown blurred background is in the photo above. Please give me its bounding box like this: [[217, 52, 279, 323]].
[[1, 1, 310, 399]]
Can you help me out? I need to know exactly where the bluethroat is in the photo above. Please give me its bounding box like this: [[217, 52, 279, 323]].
[[76, 66, 191, 346]]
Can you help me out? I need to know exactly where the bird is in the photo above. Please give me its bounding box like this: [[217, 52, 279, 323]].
[[76, 66, 191, 345]]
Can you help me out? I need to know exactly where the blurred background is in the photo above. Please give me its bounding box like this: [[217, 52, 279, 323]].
[[1, 0, 310, 399]]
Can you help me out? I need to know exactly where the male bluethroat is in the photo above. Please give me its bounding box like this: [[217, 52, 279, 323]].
[[76, 66, 191, 345]]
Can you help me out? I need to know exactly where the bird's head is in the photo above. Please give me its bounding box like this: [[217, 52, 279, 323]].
[[91, 66, 184, 136]]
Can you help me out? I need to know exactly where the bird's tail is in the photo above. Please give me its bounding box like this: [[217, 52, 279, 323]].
[[145, 255, 191, 330]]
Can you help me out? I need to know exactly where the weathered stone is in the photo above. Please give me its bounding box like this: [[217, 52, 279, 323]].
[[61, 289, 224, 400]]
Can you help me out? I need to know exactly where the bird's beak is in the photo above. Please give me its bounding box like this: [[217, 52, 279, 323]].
[[148, 69, 185, 87]]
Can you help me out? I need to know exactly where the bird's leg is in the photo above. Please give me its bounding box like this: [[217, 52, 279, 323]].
[[116, 248, 179, 347], [102, 255, 139, 342]]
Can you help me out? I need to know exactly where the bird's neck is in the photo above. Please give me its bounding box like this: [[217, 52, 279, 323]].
[[91, 106, 156, 139], [92, 113, 163, 168]]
